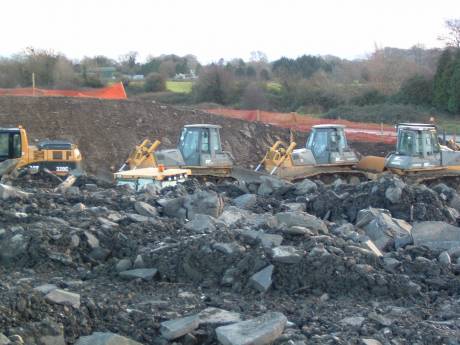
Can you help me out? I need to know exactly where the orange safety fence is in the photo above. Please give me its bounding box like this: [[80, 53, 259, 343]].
[[206, 108, 397, 144], [0, 82, 127, 100]]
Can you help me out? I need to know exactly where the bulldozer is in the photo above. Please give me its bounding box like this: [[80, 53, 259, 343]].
[[0, 126, 82, 177], [357, 123, 460, 185], [255, 124, 366, 183], [119, 124, 273, 184]]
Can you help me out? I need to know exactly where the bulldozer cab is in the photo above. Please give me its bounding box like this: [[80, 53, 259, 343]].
[[0, 128, 22, 162], [386, 123, 443, 170], [178, 124, 233, 167], [306, 125, 352, 164]]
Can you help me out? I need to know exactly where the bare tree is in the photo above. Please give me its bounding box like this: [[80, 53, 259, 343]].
[[438, 19, 460, 48]]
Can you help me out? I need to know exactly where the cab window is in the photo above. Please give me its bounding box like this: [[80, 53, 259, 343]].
[[0, 133, 9, 157]]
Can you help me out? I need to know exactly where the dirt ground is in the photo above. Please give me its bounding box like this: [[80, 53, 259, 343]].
[[0, 96, 393, 179]]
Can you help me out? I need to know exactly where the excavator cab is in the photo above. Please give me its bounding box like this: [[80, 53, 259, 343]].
[[0, 126, 82, 176]]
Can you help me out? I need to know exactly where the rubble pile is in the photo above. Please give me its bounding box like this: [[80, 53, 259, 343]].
[[0, 173, 460, 344]]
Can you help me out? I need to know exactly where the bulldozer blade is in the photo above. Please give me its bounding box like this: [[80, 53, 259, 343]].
[[356, 156, 386, 173], [0, 158, 20, 176]]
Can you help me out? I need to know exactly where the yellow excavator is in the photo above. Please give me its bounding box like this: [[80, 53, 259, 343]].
[[0, 126, 82, 177], [118, 124, 276, 185], [255, 124, 367, 183]]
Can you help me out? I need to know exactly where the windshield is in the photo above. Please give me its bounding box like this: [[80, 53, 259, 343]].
[[330, 128, 348, 151], [398, 130, 418, 155], [0, 133, 9, 157], [179, 128, 200, 160]]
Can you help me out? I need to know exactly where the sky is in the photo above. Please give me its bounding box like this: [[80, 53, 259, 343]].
[[1, 0, 459, 63]]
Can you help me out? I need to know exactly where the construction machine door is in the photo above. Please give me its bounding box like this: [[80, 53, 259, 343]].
[[307, 129, 329, 164], [0, 131, 21, 162], [179, 127, 201, 166]]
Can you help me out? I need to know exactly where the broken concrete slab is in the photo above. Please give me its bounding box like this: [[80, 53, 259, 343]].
[[412, 221, 460, 251], [249, 265, 274, 292], [215, 312, 287, 345], [119, 268, 158, 281], [74, 332, 142, 345], [160, 314, 200, 340], [362, 240, 383, 257], [238, 230, 283, 249], [213, 242, 245, 255], [198, 307, 241, 326], [271, 246, 303, 264], [45, 289, 80, 308], [0, 183, 31, 200]]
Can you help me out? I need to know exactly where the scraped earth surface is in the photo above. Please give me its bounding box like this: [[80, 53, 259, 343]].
[[0, 96, 392, 179], [1, 171, 460, 345]]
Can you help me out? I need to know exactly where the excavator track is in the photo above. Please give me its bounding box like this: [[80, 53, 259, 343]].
[[398, 170, 460, 191]]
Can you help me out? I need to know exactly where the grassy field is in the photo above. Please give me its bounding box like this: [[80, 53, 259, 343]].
[[166, 81, 193, 93]]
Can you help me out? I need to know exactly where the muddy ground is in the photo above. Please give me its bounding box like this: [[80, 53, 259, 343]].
[[0, 96, 392, 179]]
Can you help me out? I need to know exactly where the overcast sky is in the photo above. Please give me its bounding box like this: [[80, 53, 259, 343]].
[[1, 0, 459, 63]]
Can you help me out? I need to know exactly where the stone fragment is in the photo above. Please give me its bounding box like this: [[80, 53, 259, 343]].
[[33, 284, 58, 294], [119, 268, 158, 281], [412, 221, 460, 251], [361, 339, 382, 345], [276, 212, 328, 234], [271, 246, 303, 264], [233, 194, 257, 209], [215, 312, 287, 345], [75, 332, 142, 345], [0, 333, 10, 345], [293, 179, 317, 196], [439, 251, 451, 265], [134, 201, 158, 217], [340, 316, 365, 327], [198, 307, 241, 326], [160, 315, 200, 340], [0, 184, 30, 200], [116, 259, 132, 272], [45, 289, 80, 308], [184, 214, 216, 233], [249, 265, 274, 292]]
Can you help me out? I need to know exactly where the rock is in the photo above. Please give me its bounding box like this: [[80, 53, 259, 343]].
[[362, 240, 383, 257], [412, 221, 460, 250], [361, 339, 382, 345], [98, 217, 119, 229], [33, 284, 58, 294], [257, 176, 289, 196], [293, 179, 317, 196], [0, 333, 10, 345], [383, 257, 401, 272], [74, 332, 142, 345], [275, 212, 328, 234], [184, 190, 224, 219], [439, 251, 451, 265], [133, 255, 145, 268], [116, 258, 132, 272], [0, 184, 30, 200], [282, 203, 306, 212], [158, 197, 186, 220], [233, 194, 257, 209], [160, 315, 200, 340], [127, 213, 149, 222], [340, 316, 365, 327], [281, 226, 313, 236], [218, 206, 247, 227], [356, 208, 412, 251], [215, 312, 287, 345], [249, 265, 274, 292], [198, 307, 241, 326], [368, 312, 393, 326], [0, 232, 29, 264], [134, 201, 158, 217], [271, 246, 303, 264], [213, 242, 245, 255], [45, 289, 80, 308], [83, 231, 99, 249], [119, 268, 158, 281], [385, 186, 402, 204], [184, 214, 216, 233], [238, 230, 283, 249]]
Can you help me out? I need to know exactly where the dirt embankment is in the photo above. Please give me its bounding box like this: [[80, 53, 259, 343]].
[[0, 96, 393, 178]]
